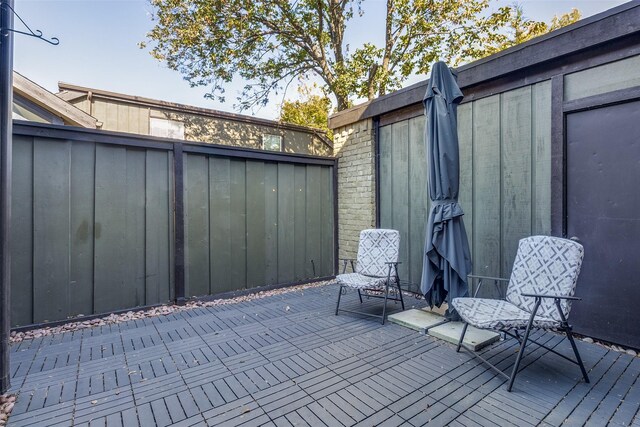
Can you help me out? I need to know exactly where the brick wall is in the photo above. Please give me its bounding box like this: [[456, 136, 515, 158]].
[[332, 119, 376, 261]]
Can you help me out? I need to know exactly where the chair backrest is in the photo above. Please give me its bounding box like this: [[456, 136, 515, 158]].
[[506, 236, 584, 322], [355, 229, 400, 277]]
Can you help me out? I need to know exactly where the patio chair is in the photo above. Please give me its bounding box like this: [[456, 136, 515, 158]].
[[452, 236, 590, 391], [335, 229, 404, 324]]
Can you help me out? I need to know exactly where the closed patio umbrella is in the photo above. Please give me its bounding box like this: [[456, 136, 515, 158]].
[[420, 61, 472, 320]]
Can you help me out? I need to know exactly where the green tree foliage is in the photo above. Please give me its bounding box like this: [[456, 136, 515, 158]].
[[280, 85, 333, 138], [483, 5, 581, 55], [143, 0, 579, 112]]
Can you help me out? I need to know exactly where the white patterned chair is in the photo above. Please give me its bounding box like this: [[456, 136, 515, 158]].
[[335, 229, 404, 324], [452, 236, 590, 391]]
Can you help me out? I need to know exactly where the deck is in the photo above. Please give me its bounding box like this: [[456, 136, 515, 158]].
[[6, 283, 640, 426]]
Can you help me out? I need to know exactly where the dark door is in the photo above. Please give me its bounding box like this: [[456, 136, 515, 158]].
[[566, 100, 640, 349]]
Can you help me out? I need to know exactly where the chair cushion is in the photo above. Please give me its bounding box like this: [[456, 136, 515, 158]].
[[336, 272, 396, 289], [505, 236, 584, 322], [356, 229, 400, 277], [452, 297, 561, 330]]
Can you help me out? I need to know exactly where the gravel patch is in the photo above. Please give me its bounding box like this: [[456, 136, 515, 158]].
[[0, 394, 15, 426], [10, 280, 331, 344], [579, 336, 638, 357]]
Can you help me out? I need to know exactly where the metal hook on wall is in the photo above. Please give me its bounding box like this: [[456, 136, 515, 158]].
[[1, 2, 59, 45]]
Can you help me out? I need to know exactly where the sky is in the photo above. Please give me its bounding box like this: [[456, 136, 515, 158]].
[[14, 0, 629, 120]]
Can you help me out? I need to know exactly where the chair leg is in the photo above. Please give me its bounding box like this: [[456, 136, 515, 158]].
[[335, 285, 344, 316], [457, 322, 468, 352], [564, 327, 590, 383], [507, 323, 535, 391], [396, 281, 405, 311], [357, 290, 363, 304], [381, 284, 390, 325]]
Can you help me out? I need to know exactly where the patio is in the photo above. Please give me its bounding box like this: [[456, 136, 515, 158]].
[[6, 283, 639, 426]]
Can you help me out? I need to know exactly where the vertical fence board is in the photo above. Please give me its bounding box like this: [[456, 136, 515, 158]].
[[33, 138, 71, 322], [391, 121, 410, 282], [532, 80, 552, 235], [501, 87, 532, 277], [378, 126, 393, 231], [305, 166, 322, 278], [125, 149, 147, 307], [408, 116, 427, 287], [246, 162, 266, 288], [145, 150, 172, 304], [209, 157, 234, 294], [184, 154, 210, 297], [10, 137, 33, 326], [69, 141, 95, 316], [277, 163, 295, 283], [458, 102, 474, 266], [168, 151, 176, 301], [264, 163, 279, 285], [472, 96, 502, 296], [94, 144, 127, 313], [293, 165, 307, 280], [320, 166, 334, 277], [229, 160, 247, 290]]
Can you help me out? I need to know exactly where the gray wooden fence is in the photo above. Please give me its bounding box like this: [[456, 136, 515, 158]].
[[11, 122, 336, 327]]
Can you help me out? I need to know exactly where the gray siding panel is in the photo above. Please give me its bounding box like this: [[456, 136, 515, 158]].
[[229, 160, 247, 290], [277, 163, 295, 283], [391, 122, 410, 282], [408, 117, 427, 287], [264, 162, 279, 286], [564, 54, 640, 101], [209, 157, 234, 294], [145, 150, 172, 304], [94, 145, 128, 314], [293, 165, 307, 280], [125, 149, 147, 308], [532, 81, 552, 235], [70, 141, 95, 316], [11, 137, 174, 325], [185, 154, 210, 297], [501, 87, 532, 277], [33, 138, 71, 323], [182, 156, 334, 295], [378, 126, 393, 236], [320, 166, 334, 277], [305, 166, 322, 278], [246, 162, 266, 289], [458, 103, 473, 259], [11, 136, 33, 326], [379, 82, 552, 297], [472, 95, 502, 292]]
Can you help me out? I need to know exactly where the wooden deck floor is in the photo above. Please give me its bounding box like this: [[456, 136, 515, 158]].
[[6, 283, 640, 426]]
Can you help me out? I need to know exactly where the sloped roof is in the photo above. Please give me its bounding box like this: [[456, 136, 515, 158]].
[[13, 72, 98, 128]]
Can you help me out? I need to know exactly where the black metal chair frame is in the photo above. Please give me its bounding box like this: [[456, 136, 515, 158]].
[[335, 259, 405, 325], [456, 274, 590, 392]]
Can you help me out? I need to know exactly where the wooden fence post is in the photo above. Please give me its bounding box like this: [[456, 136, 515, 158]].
[[0, 0, 14, 394], [173, 141, 186, 305]]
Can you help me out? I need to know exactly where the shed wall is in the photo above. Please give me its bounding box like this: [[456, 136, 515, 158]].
[[70, 98, 330, 155], [564, 54, 640, 101], [378, 81, 552, 296]]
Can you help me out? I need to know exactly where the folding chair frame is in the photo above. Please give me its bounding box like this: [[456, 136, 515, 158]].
[[335, 259, 405, 325], [455, 276, 590, 391]]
